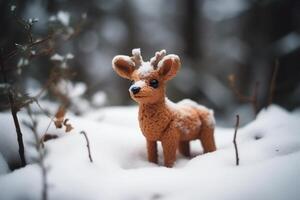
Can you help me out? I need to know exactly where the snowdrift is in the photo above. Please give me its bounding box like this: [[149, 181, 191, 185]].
[[0, 105, 300, 200]]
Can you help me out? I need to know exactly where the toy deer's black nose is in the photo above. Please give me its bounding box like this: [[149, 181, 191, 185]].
[[131, 86, 141, 94]]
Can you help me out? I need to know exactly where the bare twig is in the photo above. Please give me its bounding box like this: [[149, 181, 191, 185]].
[[253, 81, 260, 115], [0, 54, 26, 167], [228, 74, 260, 115], [4, 35, 52, 64], [268, 60, 279, 106], [233, 115, 240, 166], [25, 106, 48, 200], [80, 131, 93, 163], [40, 115, 56, 148]]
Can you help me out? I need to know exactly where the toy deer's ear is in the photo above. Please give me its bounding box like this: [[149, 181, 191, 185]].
[[157, 55, 181, 81], [112, 55, 136, 79]]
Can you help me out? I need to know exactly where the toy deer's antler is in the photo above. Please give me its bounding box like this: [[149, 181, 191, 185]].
[[150, 49, 166, 69], [131, 48, 143, 68]]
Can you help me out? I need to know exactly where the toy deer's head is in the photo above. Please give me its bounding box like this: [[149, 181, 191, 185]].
[[112, 49, 181, 104]]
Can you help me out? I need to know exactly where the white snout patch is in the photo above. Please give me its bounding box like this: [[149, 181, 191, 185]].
[[129, 80, 146, 92]]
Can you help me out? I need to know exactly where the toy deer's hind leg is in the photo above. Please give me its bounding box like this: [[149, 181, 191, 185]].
[[161, 131, 179, 168], [199, 126, 216, 153], [147, 140, 158, 164], [179, 141, 190, 157]]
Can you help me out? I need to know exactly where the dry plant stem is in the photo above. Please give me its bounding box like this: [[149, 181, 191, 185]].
[[40, 115, 55, 148], [3, 35, 51, 64], [0, 55, 26, 167], [268, 60, 279, 106], [252, 81, 260, 115], [26, 107, 48, 200], [229, 76, 260, 116], [80, 131, 93, 163], [41, 158, 47, 200], [233, 115, 240, 166]]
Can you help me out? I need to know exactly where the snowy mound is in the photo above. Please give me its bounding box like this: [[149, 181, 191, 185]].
[[0, 153, 9, 175], [0, 105, 300, 200]]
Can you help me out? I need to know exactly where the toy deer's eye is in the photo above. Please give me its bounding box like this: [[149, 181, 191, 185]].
[[130, 80, 135, 85], [149, 79, 159, 88]]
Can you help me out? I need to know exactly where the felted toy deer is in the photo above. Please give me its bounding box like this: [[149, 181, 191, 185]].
[[112, 49, 216, 167]]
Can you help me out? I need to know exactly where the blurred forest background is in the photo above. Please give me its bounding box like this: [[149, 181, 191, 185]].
[[0, 0, 300, 126]]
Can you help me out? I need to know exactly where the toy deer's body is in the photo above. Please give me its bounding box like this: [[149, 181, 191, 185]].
[[112, 49, 216, 167]]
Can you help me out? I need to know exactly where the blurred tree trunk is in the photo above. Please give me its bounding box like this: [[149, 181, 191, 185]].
[[240, 0, 300, 111], [181, 0, 201, 60], [116, 0, 137, 105]]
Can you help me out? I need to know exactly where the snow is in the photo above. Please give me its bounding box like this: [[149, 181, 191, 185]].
[[10, 5, 16, 12], [50, 53, 74, 62], [132, 48, 141, 58], [137, 62, 154, 76], [166, 98, 215, 128], [91, 91, 107, 107], [0, 153, 9, 175], [17, 58, 29, 67], [177, 99, 215, 128], [0, 104, 300, 200], [130, 48, 155, 76], [50, 11, 70, 26], [274, 32, 300, 55]]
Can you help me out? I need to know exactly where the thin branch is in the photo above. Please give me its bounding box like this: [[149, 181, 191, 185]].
[[233, 115, 240, 166], [228, 75, 260, 116], [31, 99, 57, 148], [33, 99, 53, 120], [228, 75, 251, 102], [3, 35, 52, 64], [268, 59, 279, 106], [16, 18, 33, 43], [80, 131, 93, 163], [25, 106, 48, 200], [0, 54, 26, 167], [252, 81, 260, 115], [40, 115, 55, 148]]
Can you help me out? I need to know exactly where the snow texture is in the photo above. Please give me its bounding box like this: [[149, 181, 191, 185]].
[[49, 11, 70, 26], [50, 53, 74, 62], [0, 104, 300, 200], [50, 54, 64, 61], [0, 153, 9, 175], [177, 99, 215, 128], [132, 48, 141, 58], [10, 5, 16, 12], [137, 62, 154, 76], [91, 91, 107, 107], [275, 32, 300, 55]]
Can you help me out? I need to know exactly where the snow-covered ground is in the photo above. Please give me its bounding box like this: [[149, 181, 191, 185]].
[[0, 104, 300, 200]]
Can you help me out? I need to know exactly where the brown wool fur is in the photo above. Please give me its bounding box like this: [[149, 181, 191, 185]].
[[112, 49, 216, 167]]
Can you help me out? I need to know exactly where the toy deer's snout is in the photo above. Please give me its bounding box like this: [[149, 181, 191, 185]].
[[130, 86, 140, 94], [129, 80, 145, 95]]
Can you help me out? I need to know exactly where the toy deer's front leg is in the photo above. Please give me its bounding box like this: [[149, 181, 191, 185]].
[[147, 140, 158, 164], [161, 130, 179, 168]]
